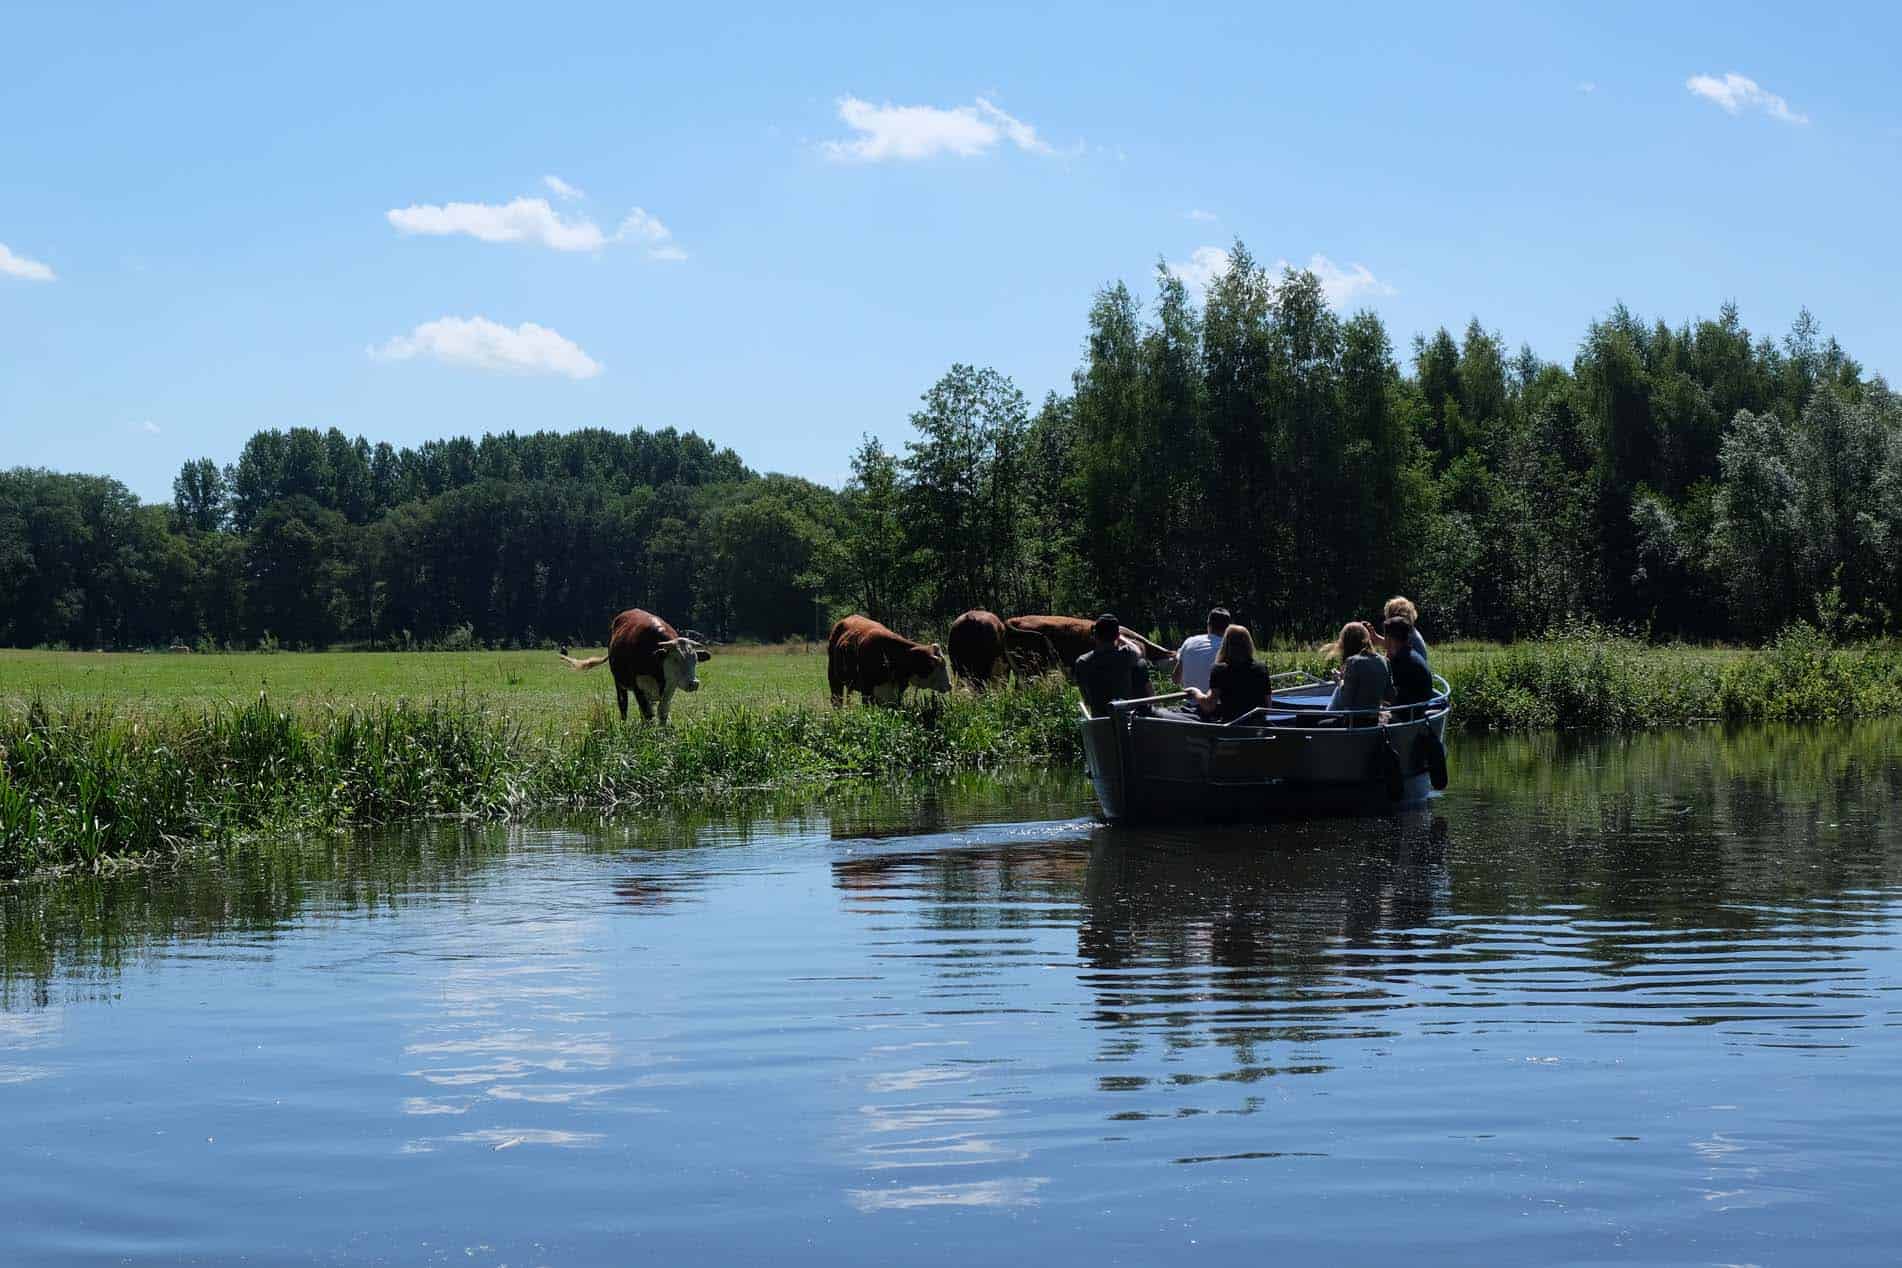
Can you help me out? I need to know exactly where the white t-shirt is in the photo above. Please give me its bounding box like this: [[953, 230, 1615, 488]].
[[1174, 633, 1221, 692]]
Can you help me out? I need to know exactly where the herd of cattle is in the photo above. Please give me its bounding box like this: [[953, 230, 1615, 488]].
[[562, 607, 1178, 723]]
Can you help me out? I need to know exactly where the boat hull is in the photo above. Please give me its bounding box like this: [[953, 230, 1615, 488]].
[[1080, 701, 1448, 823]]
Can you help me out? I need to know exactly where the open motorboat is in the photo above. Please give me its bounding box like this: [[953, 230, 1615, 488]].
[[1078, 672, 1451, 823]]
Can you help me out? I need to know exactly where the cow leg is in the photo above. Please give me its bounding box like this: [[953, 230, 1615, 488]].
[[616, 683, 629, 722], [828, 657, 847, 708], [656, 685, 674, 726], [633, 686, 655, 722]]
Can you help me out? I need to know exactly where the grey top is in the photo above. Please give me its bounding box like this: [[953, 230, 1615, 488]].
[[1328, 652, 1391, 713], [1411, 628, 1429, 662]]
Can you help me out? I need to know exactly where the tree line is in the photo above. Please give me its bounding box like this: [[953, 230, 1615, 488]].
[[5, 242, 1898, 651]]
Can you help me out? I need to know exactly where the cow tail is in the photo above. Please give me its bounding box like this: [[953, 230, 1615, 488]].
[[560, 654, 609, 671]]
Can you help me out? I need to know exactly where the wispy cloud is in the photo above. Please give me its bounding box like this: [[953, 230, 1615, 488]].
[[0, 243, 55, 282], [1577, 81, 1597, 94], [1185, 208, 1218, 222], [542, 175, 585, 201], [1166, 247, 1396, 307], [387, 191, 686, 258], [138, 420, 161, 435], [1303, 254, 1396, 306], [1686, 72, 1807, 124], [615, 208, 686, 261], [371, 316, 602, 379], [1166, 245, 1232, 293], [387, 197, 607, 251], [822, 96, 1057, 162]]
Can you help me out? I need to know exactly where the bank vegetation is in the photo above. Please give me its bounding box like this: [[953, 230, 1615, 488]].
[[5, 627, 1900, 877]]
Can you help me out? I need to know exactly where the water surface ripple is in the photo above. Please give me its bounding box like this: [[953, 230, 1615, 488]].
[[5, 728, 1902, 1264]]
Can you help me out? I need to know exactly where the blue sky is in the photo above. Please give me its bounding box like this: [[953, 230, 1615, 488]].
[[4, 1, 1897, 502]]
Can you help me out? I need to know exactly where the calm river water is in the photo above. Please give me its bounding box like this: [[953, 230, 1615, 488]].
[[5, 724, 1902, 1265]]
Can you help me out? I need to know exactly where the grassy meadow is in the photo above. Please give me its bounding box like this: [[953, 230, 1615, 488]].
[[0, 641, 835, 720], [0, 637, 1743, 721], [4, 626, 1901, 878]]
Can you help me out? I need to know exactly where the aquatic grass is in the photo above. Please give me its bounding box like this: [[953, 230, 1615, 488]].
[[0, 683, 1082, 876], [1446, 623, 1902, 731], [6, 634, 1902, 877]]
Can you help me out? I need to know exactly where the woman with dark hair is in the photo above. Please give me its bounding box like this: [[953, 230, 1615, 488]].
[[1325, 620, 1390, 718], [1186, 624, 1271, 723]]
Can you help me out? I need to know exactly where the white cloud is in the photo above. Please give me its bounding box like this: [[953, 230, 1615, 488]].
[[1686, 72, 1807, 124], [139, 420, 161, 435], [1186, 208, 1218, 222], [822, 95, 1055, 162], [1165, 247, 1395, 307], [542, 175, 585, 201], [387, 197, 607, 251], [387, 192, 688, 258], [615, 207, 686, 261], [371, 316, 602, 379], [1166, 245, 1232, 293], [1577, 81, 1597, 94], [1303, 254, 1396, 306], [0, 243, 55, 282]]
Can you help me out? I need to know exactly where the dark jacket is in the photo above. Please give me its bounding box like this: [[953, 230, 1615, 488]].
[[1389, 644, 1432, 709], [1074, 644, 1151, 717], [1205, 658, 1272, 723]]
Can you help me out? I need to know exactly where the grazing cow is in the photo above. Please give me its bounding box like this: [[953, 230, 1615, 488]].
[[1004, 615, 1176, 672], [828, 615, 953, 706], [948, 609, 1011, 688], [560, 609, 711, 724]]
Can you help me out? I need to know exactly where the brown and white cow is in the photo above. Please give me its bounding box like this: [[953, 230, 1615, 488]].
[[947, 609, 1010, 688], [828, 615, 953, 706], [1004, 615, 1176, 673], [560, 608, 711, 724]]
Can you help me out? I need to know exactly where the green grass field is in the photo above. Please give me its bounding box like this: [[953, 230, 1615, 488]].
[[4, 629, 1897, 876], [0, 643, 837, 721], [0, 640, 1749, 722]]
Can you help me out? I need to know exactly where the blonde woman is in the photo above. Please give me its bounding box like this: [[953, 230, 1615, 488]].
[[1383, 596, 1429, 663], [1325, 621, 1390, 717], [1186, 624, 1271, 723]]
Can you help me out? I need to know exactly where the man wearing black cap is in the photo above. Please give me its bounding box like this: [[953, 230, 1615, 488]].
[[1073, 614, 1155, 718]]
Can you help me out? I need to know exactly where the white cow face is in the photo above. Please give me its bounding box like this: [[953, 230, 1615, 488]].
[[912, 644, 952, 694], [661, 638, 708, 693]]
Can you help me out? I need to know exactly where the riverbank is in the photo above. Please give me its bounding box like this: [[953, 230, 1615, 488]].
[[4, 627, 1900, 876], [0, 685, 1082, 877]]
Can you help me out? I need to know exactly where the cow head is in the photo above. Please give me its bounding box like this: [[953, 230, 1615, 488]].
[[909, 642, 952, 694], [660, 637, 709, 693]]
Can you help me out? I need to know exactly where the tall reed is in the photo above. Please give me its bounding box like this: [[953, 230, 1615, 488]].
[[6, 628, 1901, 877], [0, 684, 1082, 876]]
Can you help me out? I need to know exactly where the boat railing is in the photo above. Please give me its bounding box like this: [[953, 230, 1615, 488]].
[[1102, 676, 1452, 732]]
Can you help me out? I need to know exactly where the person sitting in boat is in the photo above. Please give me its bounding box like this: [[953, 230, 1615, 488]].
[[1383, 596, 1429, 664], [1074, 613, 1155, 717], [1185, 624, 1271, 723], [1325, 621, 1390, 720], [1170, 606, 1230, 693], [1383, 615, 1432, 715]]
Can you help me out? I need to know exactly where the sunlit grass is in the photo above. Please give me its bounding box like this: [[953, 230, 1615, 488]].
[[0, 641, 832, 718], [0, 682, 1083, 878], [5, 627, 1899, 878]]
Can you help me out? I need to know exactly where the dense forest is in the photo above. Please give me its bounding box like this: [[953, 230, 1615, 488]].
[[4, 243, 1898, 651]]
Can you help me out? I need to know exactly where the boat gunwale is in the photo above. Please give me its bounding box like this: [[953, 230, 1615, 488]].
[[1101, 673, 1453, 736]]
